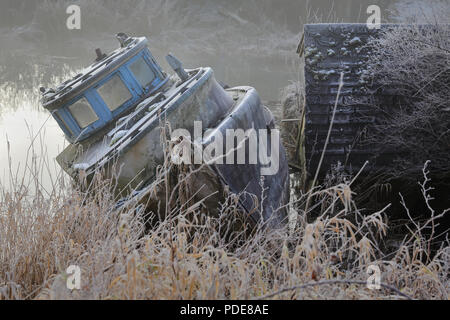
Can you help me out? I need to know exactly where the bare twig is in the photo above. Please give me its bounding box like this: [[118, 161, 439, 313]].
[[256, 280, 413, 300]]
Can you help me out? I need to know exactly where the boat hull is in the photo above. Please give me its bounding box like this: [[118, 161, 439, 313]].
[[202, 87, 290, 226], [60, 68, 290, 225], [107, 68, 234, 191], [115, 86, 290, 226]]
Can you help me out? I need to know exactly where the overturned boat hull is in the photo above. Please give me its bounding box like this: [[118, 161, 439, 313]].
[[57, 68, 290, 225], [44, 34, 289, 226]]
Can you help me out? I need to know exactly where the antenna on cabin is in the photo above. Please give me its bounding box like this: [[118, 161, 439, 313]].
[[95, 48, 106, 61]]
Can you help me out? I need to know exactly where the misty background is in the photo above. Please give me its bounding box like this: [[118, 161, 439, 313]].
[[0, 0, 431, 192]]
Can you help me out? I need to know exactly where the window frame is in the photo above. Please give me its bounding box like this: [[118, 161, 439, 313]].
[[96, 73, 134, 112], [128, 56, 157, 90], [91, 68, 142, 119], [67, 96, 100, 129], [55, 49, 166, 142], [126, 53, 164, 94]]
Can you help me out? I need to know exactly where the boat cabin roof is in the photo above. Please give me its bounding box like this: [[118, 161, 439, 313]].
[[42, 36, 150, 111], [41, 35, 169, 143]]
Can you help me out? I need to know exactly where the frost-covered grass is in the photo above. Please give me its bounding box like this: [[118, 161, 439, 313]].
[[0, 130, 448, 300]]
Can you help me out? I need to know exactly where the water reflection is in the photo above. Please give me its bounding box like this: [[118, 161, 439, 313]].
[[0, 95, 67, 194]]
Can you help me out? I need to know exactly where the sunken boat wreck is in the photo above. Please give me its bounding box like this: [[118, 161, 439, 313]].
[[40, 33, 290, 228]]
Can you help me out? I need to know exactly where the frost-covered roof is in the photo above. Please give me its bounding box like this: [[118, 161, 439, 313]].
[[42, 36, 148, 111]]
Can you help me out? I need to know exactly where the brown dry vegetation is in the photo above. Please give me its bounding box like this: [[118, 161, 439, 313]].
[[0, 122, 448, 300]]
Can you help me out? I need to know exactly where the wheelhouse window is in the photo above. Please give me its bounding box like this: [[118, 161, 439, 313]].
[[97, 74, 132, 112], [129, 57, 156, 88], [68, 97, 99, 129]]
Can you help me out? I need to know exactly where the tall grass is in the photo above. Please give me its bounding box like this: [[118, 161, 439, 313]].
[[0, 126, 448, 300], [0, 0, 448, 301]]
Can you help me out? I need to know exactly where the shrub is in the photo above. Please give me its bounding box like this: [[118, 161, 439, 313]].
[[363, 6, 450, 186]]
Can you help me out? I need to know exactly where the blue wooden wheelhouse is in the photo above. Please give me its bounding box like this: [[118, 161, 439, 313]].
[[41, 34, 169, 143]]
